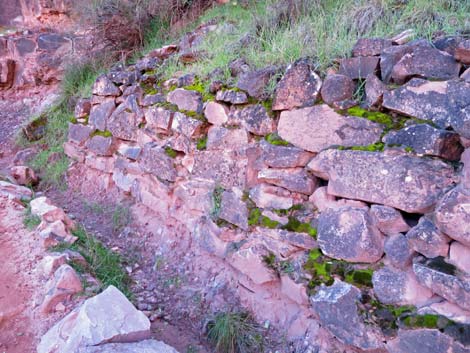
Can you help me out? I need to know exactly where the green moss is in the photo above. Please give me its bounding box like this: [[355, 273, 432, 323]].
[[282, 217, 317, 238], [141, 82, 158, 95], [265, 133, 289, 146], [184, 78, 215, 102], [164, 146, 178, 158], [402, 314, 440, 329], [262, 252, 277, 270], [91, 130, 112, 138], [347, 107, 394, 128], [350, 142, 385, 152], [404, 146, 414, 153], [345, 269, 373, 287], [156, 101, 179, 111], [261, 216, 280, 229], [181, 109, 207, 122], [196, 136, 208, 150], [248, 208, 262, 226]]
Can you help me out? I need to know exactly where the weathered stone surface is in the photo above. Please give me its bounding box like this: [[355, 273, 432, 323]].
[[37, 286, 151, 353], [258, 168, 316, 195], [272, 59, 322, 111], [92, 74, 121, 96], [85, 136, 114, 156], [74, 99, 91, 119], [0, 58, 15, 88], [462, 149, 470, 190], [38, 220, 77, 248], [206, 126, 248, 150], [144, 106, 172, 133], [139, 143, 176, 182], [387, 329, 468, 353], [449, 242, 470, 275], [249, 183, 293, 210], [219, 190, 248, 230], [215, 90, 248, 105], [320, 74, 354, 106], [254, 228, 316, 253], [192, 150, 247, 188], [352, 37, 392, 57], [141, 93, 165, 107], [10, 165, 38, 186], [37, 33, 69, 51], [462, 68, 470, 83], [30, 197, 74, 229], [280, 275, 308, 305], [384, 233, 415, 269], [370, 205, 410, 235], [317, 206, 384, 263], [230, 246, 278, 285], [205, 101, 229, 125], [259, 140, 313, 168], [308, 149, 456, 213], [77, 340, 179, 353], [435, 188, 470, 247], [171, 112, 203, 137], [364, 73, 386, 108], [131, 175, 171, 216], [383, 124, 463, 161], [68, 123, 93, 146], [41, 264, 82, 313], [278, 105, 383, 153], [383, 78, 470, 133], [434, 36, 462, 56], [310, 280, 384, 351], [309, 186, 368, 212], [167, 88, 202, 113], [380, 44, 416, 83], [237, 66, 278, 98], [413, 258, 470, 310], [406, 217, 450, 258], [372, 266, 433, 306], [0, 181, 32, 201], [64, 142, 85, 163], [232, 104, 274, 136], [107, 95, 143, 141], [117, 144, 141, 161], [455, 39, 470, 64], [338, 57, 379, 79], [85, 155, 114, 173], [391, 45, 460, 84], [89, 99, 115, 131]]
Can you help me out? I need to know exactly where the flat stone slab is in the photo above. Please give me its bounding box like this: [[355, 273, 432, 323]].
[[278, 104, 384, 153], [307, 149, 456, 213], [387, 329, 468, 353]]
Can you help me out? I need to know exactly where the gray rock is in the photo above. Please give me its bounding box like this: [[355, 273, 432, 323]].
[[258, 168, 317, 195], [383, 124, 463, 161], [370, 204, 410, 235], [219, 190, 248, 230], [167, 88, 202, 113], [74, 99, 91, 119], [278, 104, 384, 153], [85, 135, 114, 157], [237, 66, 278, 98], [141, 93, 165, 107], [406, 217, 450, 258], [78, 340, 179, 353], [68, 123, 93, 146], [139, 143, 177, 182], [215, 89, 248, 105], [107, 95, 144, 141], [413, 258, 470, 310], [380, 44, 415, 83], [89, 100, 116, 131], [37, 286, 150, 353], [272, 59, 322, 111], [259, 140, 313, 168], [92, 74, 121, 97], [231, 104, 274, 136], [320, 74, 354, 106], [307, 149, 456, 213], [310, 280, 384, 351], [144, 106, 172, 133], [435, 188, 470, 247], [317, 206, 384, 263], [387, 329, 469, 353], [37, 33, 69, 51], [117, 144, 141, 161], [171, 112, 203, 137], [384, 233, 415, 269], [364, 73, 386, 108]]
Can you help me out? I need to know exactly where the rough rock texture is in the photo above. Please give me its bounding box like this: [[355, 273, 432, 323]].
[[434, 188, 470, 247], [364, 73, 386, 108], [10, 165, 38, 186], [231, 104, 274, 136], [237, 66, 278, 98], [139, 143, 177, 182], [219, 190, 248, 230], [258, 168, 316, 195], [310, 281, 384, 351], [215, 89, 248, 105], [449, 242, 470, 274], [387, 329, 468, 353], [85, 136, 114, 156], [92, 75, 121, 97], [370, 204, 410, 235], [37, 286, 151, 353], [278, 105, 383, 153], [272, 59, 322, 111], [317, 206, 384, 263], [77, 340, 179, 353], [259, 140, 313, 168], [352, 38, 392, 57], [249, 183, 293, 210], [383, 124, 463, 161], [41, 264, 82, 313], [338, 57, 379, 79], [406, 217, 450, 258], [68, 123, 93, 146], [455, 39, 470, 64], [320, 74, 354, 106], [89, 99, 115, 131], [107, 95, 144, 141], [204, 101, 228, 125], [308, 149, 457, 213], [167, 88, 202, 113], [384, 233, 415, 269]]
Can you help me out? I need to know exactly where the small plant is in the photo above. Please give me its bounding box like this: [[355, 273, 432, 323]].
[[211, 186, 224, 220], [196, 136, 208, 150], [207, 311, 264, 353], [265, 133, 289, 146], [23, 205, 41, 230], [164, 146, 178, 158]]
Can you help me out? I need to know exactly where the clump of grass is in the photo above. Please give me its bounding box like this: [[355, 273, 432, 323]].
[[196, 136, 208, 150], [164, 146, 178, 158], [265, 133, 289, 146], [207, 311, 265, 353], [112, 205, 132, 233], [53, 225, 132, 298], [23, 204, 41, 230]]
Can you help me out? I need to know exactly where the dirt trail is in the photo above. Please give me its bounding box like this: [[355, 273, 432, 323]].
[[0, 197, 43, 353]]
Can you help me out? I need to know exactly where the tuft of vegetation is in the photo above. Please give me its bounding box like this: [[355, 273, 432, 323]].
[[281, 216, 317, 238], [265, 133, 289, 146], [23, 204, 41, 230], [91, 130, 113, 138], [164, 146, 179, 158], [196, 136, 208, 150], [207, 311, 265, 353], [53, 225, 132, 298]]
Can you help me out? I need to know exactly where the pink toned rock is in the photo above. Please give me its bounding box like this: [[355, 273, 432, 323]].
[[167, 88, 202, 113], [406, 217, 450, 258], [461, 67, 470, 83], [364, 73, 386, 108], [215, 89, 248, 104], [107, 95, 144, 142], [230, 247, 278, 285], [386, 329, 466, 353], [259, 140, 313, 168], [428, 301, 470, 324], [455, 39, 470, 64], [10, 165, 38, 186], [206, 126, 248, 150], [308, 149, 457, 213], [258, 168, 317, 195], [320, 74, 354, 106], [384, 233, 415, 269], [0, 180, 33, 201], [139, 143, 177, 182], [249, 183, 293, 210], [37, 286, 151, 353], [92, 74, 121, 96], [89, 99, 115, 131], [278, 105, 383, 153], [462, 149, 470, 190], [74, 99, 91, 119], [38, 220, 77, 248], [281, 275, 308, 306], [205, 101, 228, 125], [144, 106, 172, 133], [219, 189, 248, 230], [77, 340, 179, 353], [253, 228, 316, 254], [272, 59, 322, 111], [131, 175, 171, 217], [193, 217, 227, 257], [171, 112, 203, 137], [39, 254, 68, 277], [148, 44, 179, 60], [230, 104, 274, 136], [370, 205, 410, 235], [309, 186, 367, 212], [352, 38, 392, 57], [68, 123, 93, 146], [64, 142, 85, 163], [41, 264, 82, 313], [338, 56, 379, 79], [449, 242, 470, 274], [372, 266, 433, 306], [85, 155, 115, 173], [434, 188, 470, 247], [85, 135, 115, 156], [30, 197, 74, 230], [317, 206, 384, 263]]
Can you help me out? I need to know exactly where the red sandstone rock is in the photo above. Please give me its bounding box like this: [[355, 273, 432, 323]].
[[338, 56, 379, 79], [370, 205, 410, 236], [41, 264, 82, 313], [205, 101, 229, 125], [320, 74, 354, 106], [352, 37, 392, 57], [258, 167, 317, 195], [455, 39, 470, 64], [10, 165, 38, 186], [74, 99, 91, 119]]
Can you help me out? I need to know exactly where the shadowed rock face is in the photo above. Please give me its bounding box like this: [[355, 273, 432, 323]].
[[308, 149, 457, 213]]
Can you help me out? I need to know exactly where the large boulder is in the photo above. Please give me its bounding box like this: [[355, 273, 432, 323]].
[[434, 188, 470, 247], [272, 59, 322, 111], [38, 286, 151, 353], [310, 280, 384, 351], [307, 149, 457, 213], [317, 206, 384, 263], [277, 105, 383, 153]]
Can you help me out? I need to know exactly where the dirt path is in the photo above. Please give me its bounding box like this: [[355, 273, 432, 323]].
[[0, 197, 43, 353]]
